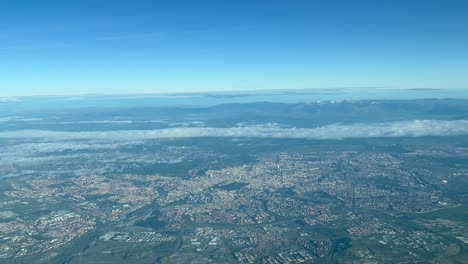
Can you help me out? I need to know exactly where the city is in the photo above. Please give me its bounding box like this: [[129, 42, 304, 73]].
[[0, 100, 467, 263]]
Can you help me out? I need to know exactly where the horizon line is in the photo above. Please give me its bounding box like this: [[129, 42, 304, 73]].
[[1, 87, 465, 99]]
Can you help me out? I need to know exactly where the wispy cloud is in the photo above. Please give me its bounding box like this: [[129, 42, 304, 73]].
[[0, 116, 42, 122], [0, 24, 80, 40], [1, 120, 467, 141], [0, 97, 21, 103], [95, 32, 161, 42], [0, 142, 132, 155], [56, 120, 167, 125], [0, 43, 76, 52]]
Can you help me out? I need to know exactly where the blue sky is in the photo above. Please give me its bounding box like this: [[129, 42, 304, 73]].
[[1, 0, 467, 96]]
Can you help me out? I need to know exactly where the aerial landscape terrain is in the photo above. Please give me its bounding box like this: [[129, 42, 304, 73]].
[[2, 0, 468, 262], [0, 91, 467, 263]]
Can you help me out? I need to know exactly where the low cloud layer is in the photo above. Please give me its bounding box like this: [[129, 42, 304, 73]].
[[1, 120, 468, 141], [0, 116, 43, 122], [0, 97, 20, 103]]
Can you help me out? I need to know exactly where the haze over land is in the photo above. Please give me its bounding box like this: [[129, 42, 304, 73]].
[[0, 95, 468, 263], [1, 0, 468, 263]]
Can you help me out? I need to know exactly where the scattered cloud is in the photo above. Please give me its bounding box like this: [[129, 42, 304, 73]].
[[0, 116, 42, 122], [1, 120, 467, 141], [0, 142, 139, 167], [0, 97, 21, 103], [57, 120, 167, 125], [0, 43, 77, 52], [1, 142, 132, 154], [167, 121, 205, 127], [95, 32, 161, 42]]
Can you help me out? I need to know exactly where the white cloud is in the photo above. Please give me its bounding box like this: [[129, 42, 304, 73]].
[[57, 120, 167, 124], [0, 116, 43, 122], [0, 142, 131, 154], [0, 120, 467, 141], [0, 97, 21, 103]]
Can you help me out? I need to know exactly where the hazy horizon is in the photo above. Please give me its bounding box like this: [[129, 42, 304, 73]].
[[1, 2, 468, 263], [1, 87, 468, 98]]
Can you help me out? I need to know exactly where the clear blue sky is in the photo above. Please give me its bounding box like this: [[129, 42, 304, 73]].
[[1, 0, 467, 96]]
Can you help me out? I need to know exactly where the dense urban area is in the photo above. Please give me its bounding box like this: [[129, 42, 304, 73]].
[[0, 99, 467, 263]]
